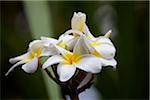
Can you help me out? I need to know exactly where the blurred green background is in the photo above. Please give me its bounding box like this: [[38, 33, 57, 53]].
[[1, 1, 149, 100]]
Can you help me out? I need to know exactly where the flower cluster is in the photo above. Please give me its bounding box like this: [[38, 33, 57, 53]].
[[6, 12, 117, 83]]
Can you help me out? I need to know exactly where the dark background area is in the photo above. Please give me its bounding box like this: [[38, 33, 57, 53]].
[[1, 1, 149, 99]]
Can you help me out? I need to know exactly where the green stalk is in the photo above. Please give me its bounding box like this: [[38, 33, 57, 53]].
[[23, 1, 61, 100]]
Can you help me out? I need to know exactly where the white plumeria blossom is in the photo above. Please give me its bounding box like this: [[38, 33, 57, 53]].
[[63, 12, 87, 50], [6, 12, 117, 100], [7, 12, 117, 84], [5, 40, 50, 76], [43, 35, 102, 82], [41, 34, 74, 48], [39, 34, 75, 56], [73, 29, 117, 67], [64, 12, 117, 68], [84, 30, 117, 68]]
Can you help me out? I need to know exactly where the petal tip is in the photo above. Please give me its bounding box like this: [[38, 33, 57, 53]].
[[42, 65, 47, 69], [104, 30, 112, 38], [9, 58, 14, 63], [5, 72, 9, 76], [59, 77, 70, 82]]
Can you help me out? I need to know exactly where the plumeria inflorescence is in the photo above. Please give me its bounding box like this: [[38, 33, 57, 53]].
[[6, 12, 117, 100]]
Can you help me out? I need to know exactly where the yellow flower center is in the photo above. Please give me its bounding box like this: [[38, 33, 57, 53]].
[[28, 48, 42, 60], [63, 53, 80, 65]]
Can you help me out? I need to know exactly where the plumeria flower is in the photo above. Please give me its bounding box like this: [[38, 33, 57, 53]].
[[6, 12, 118, 100], [42, 35, 102, 82], [41, 34, 74, 49], [83, 30, 117, 68], [63, 12, 95, 50], [66, 11, 117, 67], [63, 12, 87, 50], [5, 40, 50, 76], [67, 12, 117, 67]]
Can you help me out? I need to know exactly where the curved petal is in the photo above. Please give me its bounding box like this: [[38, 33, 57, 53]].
[[58, 35, 74, 48], [22, 57, 38, 73], [77, 73, 92, 89], [96, 36, 113, 45], [5, 61, 26, 76], [9, 52, 29, 64], [40, 47, 53, 56], [29, 40, 44, 51], [83, 24, 95, 40], [94, 44, 116, 59], [42, 55, 64, 69], [41, 36, 58, 47], [50, 44, 73, 60], [82, 35, 96, 53], [59, 34, 74, 42], [67, 37, 79, 50], [40, 45, 59, 57], [99, 58, 117, 68], [76, 55, 102, 73], [41, 36, 58, 43], [73, 35, 90, 55], [104, 30, 112, 38], [57, 63, 76, 82]]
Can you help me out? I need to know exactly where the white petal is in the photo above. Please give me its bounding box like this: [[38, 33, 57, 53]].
[[76, 55, 102, 73], [22, 57, 38, 73], [9, 52, 29, 64], [83, 24, 95, 40], [41, 36, 58, 43], [71, 12, 86, 31], [96, 36, 113, 45], [40, 47, 52, 56], [50, 44, 73, 60], [40, 45, 59, 56], [73, 35, 90, 55], [67, 37, 79, 50], [58, 34, 74, 42], [42, 55, 64, 69], [104, 30, 112, 38], [77, 73, 92, 89], [57, 34, 74, 48], [57, 63, 76, 82], [99, 58, 117, 68], [41, 36, 58, 47], [5, 61, 25, 76], [83, 36, 95, 53], [29, 40, 44, 51], [94, 44, 116, 59]]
